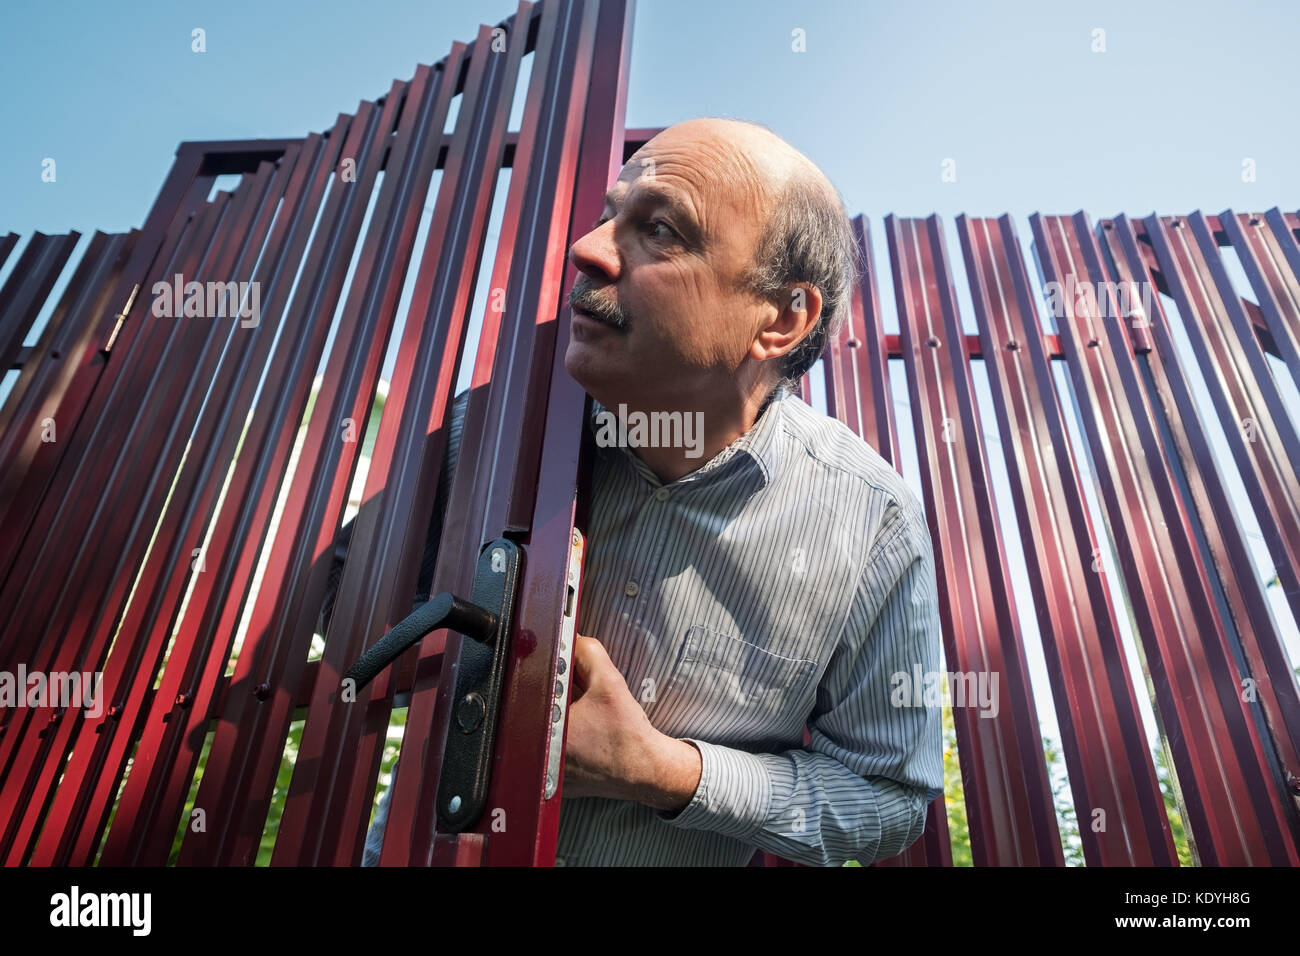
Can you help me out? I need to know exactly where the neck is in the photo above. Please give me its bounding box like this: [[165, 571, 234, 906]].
[[601, 383, 779, 485]]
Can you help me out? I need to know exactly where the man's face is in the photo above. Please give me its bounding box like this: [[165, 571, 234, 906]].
[[563, 124, 776, 410]]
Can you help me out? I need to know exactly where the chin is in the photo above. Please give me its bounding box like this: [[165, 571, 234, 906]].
[[566, 351, 638, 412], [563, 341, 611, 395]]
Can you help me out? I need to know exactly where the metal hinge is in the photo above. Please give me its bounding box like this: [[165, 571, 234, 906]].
[[101, 283, 140, 355]]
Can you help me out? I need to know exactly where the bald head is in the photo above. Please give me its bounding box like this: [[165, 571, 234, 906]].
[[644, 118, 843, 247]]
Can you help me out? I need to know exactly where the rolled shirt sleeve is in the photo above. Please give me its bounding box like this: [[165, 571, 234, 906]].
[[656, 498, 944, 866]]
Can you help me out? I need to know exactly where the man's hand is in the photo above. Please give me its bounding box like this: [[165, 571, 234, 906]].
[[561, 634, 702, 813]]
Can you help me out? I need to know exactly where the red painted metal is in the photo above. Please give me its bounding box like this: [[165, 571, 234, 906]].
[[102, 126, 349, 866], [476, 0, 632, 866], [22, 157, 294, 866], [1145, 213, 1300, 634], [0, 143, 223, 589], [0, 230, 138, 500], [823, 218, 898, 466], [819, 217, 950, 869], [1100, 214, 1300, 818], [378, 0, 628, 868], [885, 214, 1063, 866], [44, 149, 320, 867], [955, 214, 1175, 865], [0, 232, 82, 373], [2, 0, 1298, 869], [175, 87, 410, 865], [0, 191, 239, 862], [1031, 212, 1298, 865], [0, 234, 18, 272], [280, 11, 533, 866]]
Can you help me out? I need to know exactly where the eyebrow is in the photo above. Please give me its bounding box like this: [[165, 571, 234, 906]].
[[601, 182, 703, 247]]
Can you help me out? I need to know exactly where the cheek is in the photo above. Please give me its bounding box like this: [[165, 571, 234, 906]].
[[632, 269, 730, 361]]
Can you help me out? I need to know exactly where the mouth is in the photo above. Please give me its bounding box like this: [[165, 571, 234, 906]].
[[572, 304, 618, 329]]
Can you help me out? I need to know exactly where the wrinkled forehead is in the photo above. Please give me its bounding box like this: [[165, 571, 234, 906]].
[[608, 134, 774, 246]]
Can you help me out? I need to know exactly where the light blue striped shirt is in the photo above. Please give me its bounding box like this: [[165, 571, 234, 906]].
[[364, 387, 943, 866]]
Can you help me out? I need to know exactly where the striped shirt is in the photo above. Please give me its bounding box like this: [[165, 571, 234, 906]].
[[364, 387, 943, 866]]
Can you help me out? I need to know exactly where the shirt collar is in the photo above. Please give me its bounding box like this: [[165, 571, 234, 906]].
[[587, 388, 788, 490]]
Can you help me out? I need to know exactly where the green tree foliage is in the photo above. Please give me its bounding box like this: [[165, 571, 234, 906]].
[[942, 703, 971, 866], [1043, 734, 1083, 865], [1153, 740, 1193, 866]]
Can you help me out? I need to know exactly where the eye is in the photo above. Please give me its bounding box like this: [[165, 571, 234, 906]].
[[589, 214, 677, 241], [642, 219, 676, 241]]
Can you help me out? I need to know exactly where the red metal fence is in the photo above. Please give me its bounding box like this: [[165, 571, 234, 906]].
[[1, 0, 1298, 866]]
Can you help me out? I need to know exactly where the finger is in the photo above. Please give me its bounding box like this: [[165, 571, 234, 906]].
[[571, 634, 607, 689]]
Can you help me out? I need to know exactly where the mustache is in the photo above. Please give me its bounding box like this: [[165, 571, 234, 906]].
[[568, 280, 628, 330]]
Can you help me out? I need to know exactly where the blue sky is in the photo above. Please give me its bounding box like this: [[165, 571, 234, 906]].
[[3, 0, 1299, 839], [2, 0, 1297, 234]]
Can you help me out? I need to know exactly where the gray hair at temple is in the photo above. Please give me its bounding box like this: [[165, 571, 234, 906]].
[[724, 120, 863, 397]]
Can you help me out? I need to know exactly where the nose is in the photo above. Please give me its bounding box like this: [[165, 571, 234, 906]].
[[567, 218, 620, 284]]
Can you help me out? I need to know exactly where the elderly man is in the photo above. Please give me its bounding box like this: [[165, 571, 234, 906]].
[[358, 116, 942, 866]]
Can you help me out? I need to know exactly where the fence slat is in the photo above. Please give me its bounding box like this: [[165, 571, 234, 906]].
[[35, 145, 315, 865], [280, 12, 532, 866], [1099, 215, 1300, 823], [0, 232, 81, 372], [380, 0, 614, 868], [98, 125, 345, 866], [171, 94, 400, 865], [887, 214, 1063, 866], [958, 213, 1176, 865], [1033, 211, 1298, 865]]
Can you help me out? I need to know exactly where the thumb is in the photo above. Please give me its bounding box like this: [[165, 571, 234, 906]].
[[571, 634, 609, 692]]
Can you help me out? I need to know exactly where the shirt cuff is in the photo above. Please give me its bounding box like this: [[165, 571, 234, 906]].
[[655, 738, 772, 840], [857, 776, 927, 863]]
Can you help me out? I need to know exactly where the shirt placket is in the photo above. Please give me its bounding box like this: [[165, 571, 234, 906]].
[[618, 462, 677, 653]]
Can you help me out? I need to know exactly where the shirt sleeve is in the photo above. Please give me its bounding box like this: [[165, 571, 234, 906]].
[[655, 497, 945, 866]]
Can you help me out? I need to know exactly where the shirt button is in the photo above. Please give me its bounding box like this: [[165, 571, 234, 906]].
[[653, 487, 670, 502], [624, 580, 640, 597]]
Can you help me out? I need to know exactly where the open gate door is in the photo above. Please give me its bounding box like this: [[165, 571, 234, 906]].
[[0, 0, 636, 868], [366, 0, 637, 868]]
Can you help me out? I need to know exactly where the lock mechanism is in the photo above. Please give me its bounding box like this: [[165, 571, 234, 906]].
[[342, 537, 522, 834]]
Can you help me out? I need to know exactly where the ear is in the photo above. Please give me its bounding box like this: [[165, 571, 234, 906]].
[[749, 283, 822, 364]]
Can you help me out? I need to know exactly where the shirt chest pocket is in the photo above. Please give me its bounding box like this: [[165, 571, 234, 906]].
[[651, 624, 817, 747]]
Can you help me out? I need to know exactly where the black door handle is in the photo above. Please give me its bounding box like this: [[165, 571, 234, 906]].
[[341, 537, 522, 834], [342, 592, 498, 692]]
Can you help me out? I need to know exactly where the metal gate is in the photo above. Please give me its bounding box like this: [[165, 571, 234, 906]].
[[2, 0, 1298, 867]]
